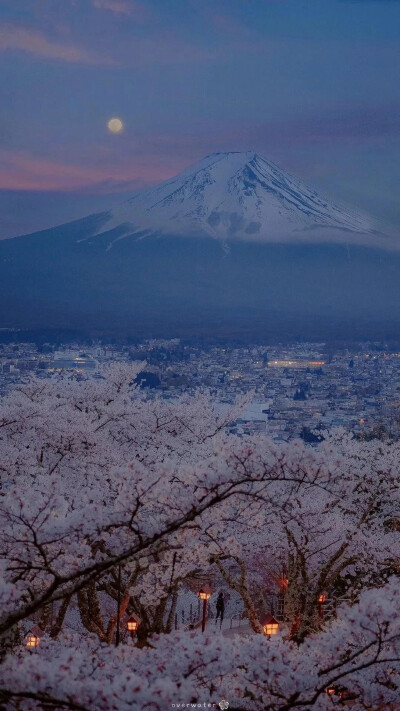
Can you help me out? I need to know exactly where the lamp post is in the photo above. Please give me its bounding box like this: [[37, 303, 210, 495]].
[[318, 593, 326, 621], [278, 572, 288, 619], [260, 614, 279, 638], [126, 616, 140, 640], [198, 586, 212, 633], [115, 562, 122, 647]]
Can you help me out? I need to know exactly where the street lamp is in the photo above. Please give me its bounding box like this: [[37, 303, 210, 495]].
[[198, 585, 212, 633], [126, 616, 140, 640], [261, 614, 279, 637], [115, 562, 122, 647], [278, 575, 288, 619]]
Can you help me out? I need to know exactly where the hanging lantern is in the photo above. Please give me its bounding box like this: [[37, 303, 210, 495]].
[[318, 594, 327, 603]]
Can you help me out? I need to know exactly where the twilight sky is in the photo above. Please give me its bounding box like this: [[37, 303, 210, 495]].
[[0, 0, 399, 238]]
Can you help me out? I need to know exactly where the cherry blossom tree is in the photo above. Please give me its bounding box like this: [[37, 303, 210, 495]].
[[208, 431, 400, 640], [0, 369, 400, 709], [2, 580, 400, 710]]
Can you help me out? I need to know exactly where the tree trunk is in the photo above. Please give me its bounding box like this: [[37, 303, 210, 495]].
[[50, 595, 72, 639], [213, 555, 263, 634], [39, 603, 53, 632], [77, 583, 106, 641], [106, 591, 130, 644], [165, 586, 179, 633]]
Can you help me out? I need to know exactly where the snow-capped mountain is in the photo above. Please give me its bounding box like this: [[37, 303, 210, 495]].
[[95, 151, 377, 247], [0, 151, 398, 341]]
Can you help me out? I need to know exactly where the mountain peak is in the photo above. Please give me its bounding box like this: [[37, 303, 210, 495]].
[[202, 150, 259, 161], [98, 151, 378, 247], [179, 150, 271, 176]]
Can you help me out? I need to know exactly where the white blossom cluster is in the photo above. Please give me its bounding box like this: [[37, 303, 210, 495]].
[[0, 366, 399, 709]]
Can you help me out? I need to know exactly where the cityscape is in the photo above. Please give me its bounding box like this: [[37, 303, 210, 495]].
[[2, 337, 400, 442]]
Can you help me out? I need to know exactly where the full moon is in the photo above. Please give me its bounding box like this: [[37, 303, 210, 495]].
[[107, 117, 124, 134]]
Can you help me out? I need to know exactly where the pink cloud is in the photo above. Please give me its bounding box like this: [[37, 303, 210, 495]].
[[3, 99, 396, 194], [0, 150, 182, 192], [0, 21, 209, 70], [92, 0, 149, 20], [0, 23, 118, 65]]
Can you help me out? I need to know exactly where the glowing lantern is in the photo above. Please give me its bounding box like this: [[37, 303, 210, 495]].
[[326, 687, 335, 696], [126, 617, 139, 633], [26, 634, 40, 648], [318, 593, 327, 621], [261, 615, 279, 636], [26, 625, 42, 648], [198, 588, 211, 601]]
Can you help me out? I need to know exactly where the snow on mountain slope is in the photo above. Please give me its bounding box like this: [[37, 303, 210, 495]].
[[95, 151, 380, 247]]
